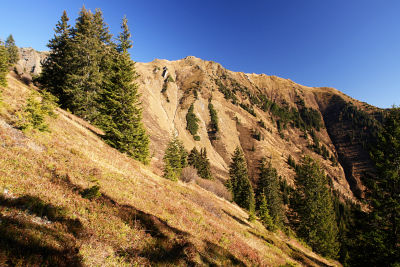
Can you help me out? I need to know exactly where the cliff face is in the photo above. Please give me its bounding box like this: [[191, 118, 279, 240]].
[[15, 47, 48, 77], [135, 56, 380, 202]]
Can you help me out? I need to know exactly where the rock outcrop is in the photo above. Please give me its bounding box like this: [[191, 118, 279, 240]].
[[14, 47, 48, 80]]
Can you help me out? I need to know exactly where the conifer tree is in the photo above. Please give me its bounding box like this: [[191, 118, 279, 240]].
[[208, 99, 219, 133], [5, 35, 19, 65], [227, 146, 255, 211], [186, 103, 199, 137], [291, 156, 339, 258], [258, 193, 275, 230], [99, 16, 149, 164], [38, 10, 71, 102], [62, 6, 108, 122], [188, 147, 200, 167], [188, 147, 213, 179], [357, 107, 400, 266], [163, 135, 187, 181], [0, 40, 8, 87], [198, 148, 212, 179], [256, 158, 284, 227]]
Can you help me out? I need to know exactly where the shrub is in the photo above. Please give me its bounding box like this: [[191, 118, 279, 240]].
[[180, 166, 200, 183], [196, 178, 232, 201], [167, 75, 174, 82], [194, 135, 200, 141], [81, 185, 101, 200], [287, 155, 296, 169], [258, 120, 266, 129]]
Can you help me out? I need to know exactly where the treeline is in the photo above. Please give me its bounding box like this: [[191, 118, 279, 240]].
[[36, 8, 149, 163], [215, 75, 323, 134]]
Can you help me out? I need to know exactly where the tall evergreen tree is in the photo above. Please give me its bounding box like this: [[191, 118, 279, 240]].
[[291, 156, 339, 258], [186, 103, 199, 137], [5, 34, 19, 65], [38, 10, 71, 102], [163, 135, 187, 181], [256, 158, 284, 227], [258, 193, 275, 230], [62, 6, 108, 122], [188, 147, 200, 167], [98, 16, 149, 164], [356, 107, 400, 266], [0, 40, 8, 87], [187, 147, 213, 179], [198, 148, 212, 179], [227, 146, 255, 211]]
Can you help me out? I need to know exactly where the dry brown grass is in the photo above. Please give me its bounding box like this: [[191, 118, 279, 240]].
[[195, 177, 232, 201], [180, 166, 199, 183], [0, 74, 340, 266]]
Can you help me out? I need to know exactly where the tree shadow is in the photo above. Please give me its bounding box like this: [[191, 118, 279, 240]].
[[247, 229, 275, 245], [286, 243, 333, 267], [0, 194, 83, 266], [222, 209, 251, 228], [200, 241, 246, 267]]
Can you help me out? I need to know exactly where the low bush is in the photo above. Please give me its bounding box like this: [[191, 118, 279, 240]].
[[81, 185, 101, 200], [180, 166, 200, 183], [196, 178, 232, 201]]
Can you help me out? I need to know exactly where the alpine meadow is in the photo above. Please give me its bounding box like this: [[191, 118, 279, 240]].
[[0, 3, 399, 267]]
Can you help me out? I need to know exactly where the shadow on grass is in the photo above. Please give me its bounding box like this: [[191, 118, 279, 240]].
[[200, 241, 246, 267], [49, 170, 252, 265], [286, 243, 333, 267], [222, 209, 251, 228], [0, 194, 83, 266], [247, 229, 275, 245], [99, 194, 198, 266]]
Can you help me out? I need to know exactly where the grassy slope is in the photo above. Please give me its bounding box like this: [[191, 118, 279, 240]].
[[0, 74, 339, 266]]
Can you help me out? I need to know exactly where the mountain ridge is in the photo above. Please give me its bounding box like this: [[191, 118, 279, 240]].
[[12, 47, 380, 203], [0, 72, 340, 266]]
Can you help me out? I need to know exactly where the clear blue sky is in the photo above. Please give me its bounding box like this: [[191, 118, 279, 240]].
[[1, 0, 399, 108]]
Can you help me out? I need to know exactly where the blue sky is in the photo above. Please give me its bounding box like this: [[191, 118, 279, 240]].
[[0, 0, 399, 108]]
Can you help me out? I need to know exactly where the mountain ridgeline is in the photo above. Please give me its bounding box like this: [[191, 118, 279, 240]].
[[2, 6, 399, 266]]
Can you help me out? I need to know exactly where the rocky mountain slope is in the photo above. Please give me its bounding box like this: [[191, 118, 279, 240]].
[[135, 56, 380, 203], [13, 49, 381, 203], [0, 73, 340, 266]]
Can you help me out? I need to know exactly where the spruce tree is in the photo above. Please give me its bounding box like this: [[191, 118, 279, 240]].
[[208, 99, 219, 135], [256, 158, 284, 227], [227, 146, 255, 211], [186, 103, 199, 138], [5, 35, 19, 65], [188, 147, 200, 167], [99, 16, 149, 164], [198, 148, 212, 179], [62, 6, 108, 123], [358, 107, 400, 266], [38, 10, 71, 102], [187, 147, 212, 179], [291, 156, 339, 258], [163, 135, 187, 181], [0, 40, 8, 87], [258, 193, 275, 230]]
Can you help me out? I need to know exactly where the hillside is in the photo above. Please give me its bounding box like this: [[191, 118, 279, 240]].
[[13, 49, 381, 203], [135, 56, 380, 203], [0, 73, 341, 266]]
